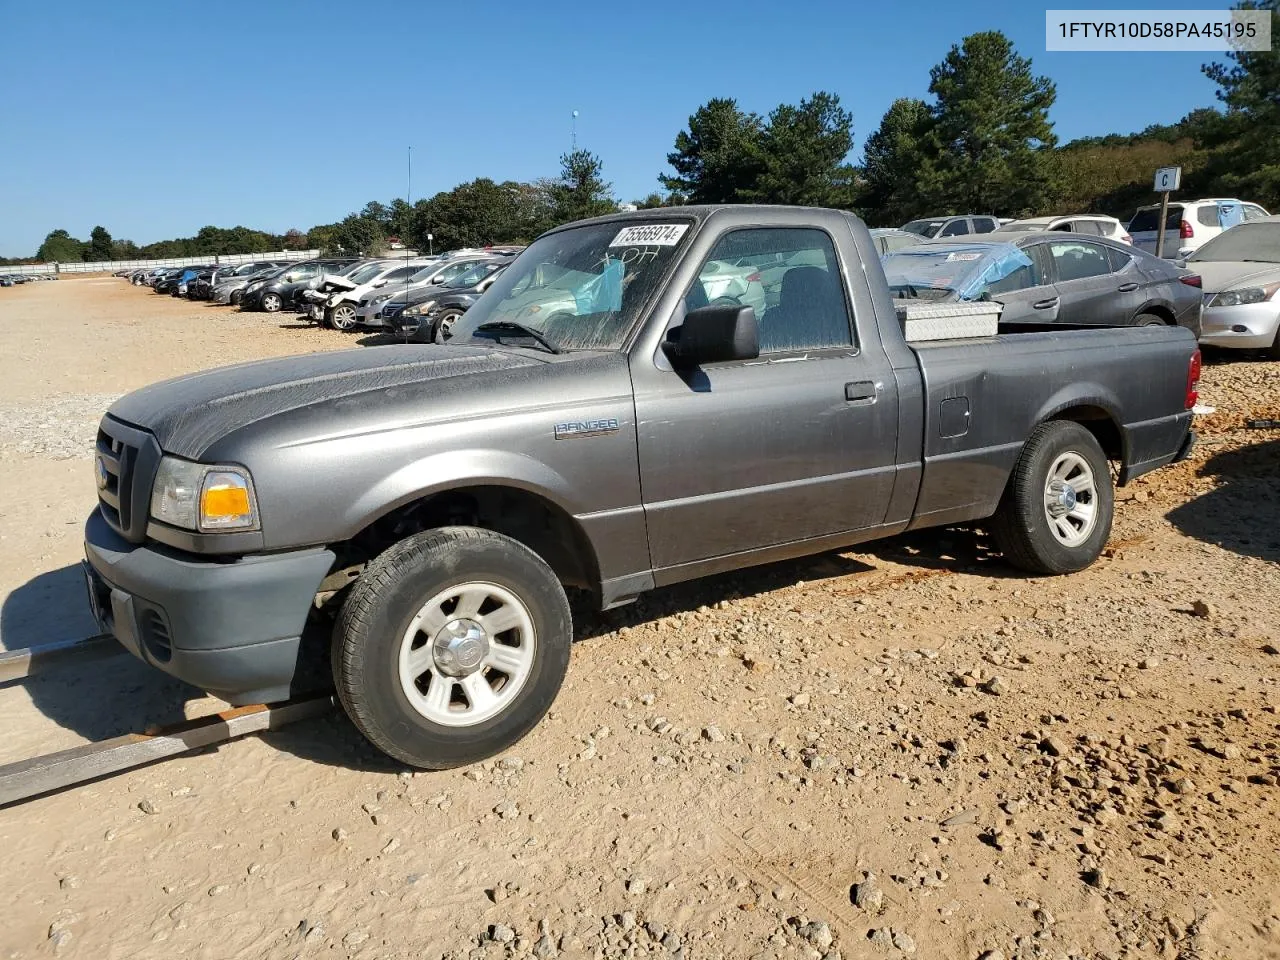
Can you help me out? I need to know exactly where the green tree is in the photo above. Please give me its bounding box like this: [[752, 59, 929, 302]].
[[333, 215, 386, 255], [917, 31, 1059, 217], [859, 98, 932, 225], [660, 98, 764, 203], [746, 91, 856, 207], [36, 229, 85, 263], [634, 192, 670, 209], [110, 238, 140, 260], [283, 228, 309, 250], [85, 226, 114, 262], [549, 150, 616, 224], [1201, 0, 1280, 207]]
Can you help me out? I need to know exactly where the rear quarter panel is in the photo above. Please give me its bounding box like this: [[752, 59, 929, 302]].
[[907, 325, 1196, 529]]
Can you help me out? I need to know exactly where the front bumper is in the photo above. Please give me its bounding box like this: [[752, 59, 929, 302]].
[[83, 509, 335, 704], [1198, 302, 1280, 350]]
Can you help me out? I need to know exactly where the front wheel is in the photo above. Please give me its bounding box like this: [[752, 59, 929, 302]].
[[435, 308, 465, 341], [1135, 313, 1167, 327], [261, 292, 283, 313], [990, 420, 1114, 575], [333, 527, 572, 769], [327, 303, 358, 331]]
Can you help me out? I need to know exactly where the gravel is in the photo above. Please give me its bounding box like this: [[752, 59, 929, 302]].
[[0, 393, 120, 460]]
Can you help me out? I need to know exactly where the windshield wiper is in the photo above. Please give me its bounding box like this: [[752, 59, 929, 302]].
[[473, 321, 562, 354]]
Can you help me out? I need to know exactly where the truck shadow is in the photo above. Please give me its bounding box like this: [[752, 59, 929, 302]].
[[2, 564, 205, 743], [1166, 438, 1280, 563]]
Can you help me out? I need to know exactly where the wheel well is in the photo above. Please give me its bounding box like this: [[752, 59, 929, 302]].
[[1048, 405, 1123, 462], [336, 485, 601, 597], [1137, 304, 1173, 324]]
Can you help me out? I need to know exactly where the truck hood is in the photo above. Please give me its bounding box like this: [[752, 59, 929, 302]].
[[107, 345, 543, 460], [1190, 260, 1280, 293]]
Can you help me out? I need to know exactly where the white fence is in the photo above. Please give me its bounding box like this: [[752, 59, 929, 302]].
[[0, 249, 321, 277]]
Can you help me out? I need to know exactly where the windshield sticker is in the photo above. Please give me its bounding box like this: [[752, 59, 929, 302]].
[[945, 252, 983, 262], [609, 224, 688, 247]]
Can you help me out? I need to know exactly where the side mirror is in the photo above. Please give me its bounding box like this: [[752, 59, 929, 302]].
[[663, 304, 759, 367], [430, 275, 446, 284]]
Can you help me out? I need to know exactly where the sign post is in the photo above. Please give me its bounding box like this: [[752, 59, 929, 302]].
[[1153, 166, 1182, 259]]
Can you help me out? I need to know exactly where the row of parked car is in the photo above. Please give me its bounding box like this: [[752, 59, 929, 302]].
[[122, 203, 1280, 358], [1, 272, 56, 287]]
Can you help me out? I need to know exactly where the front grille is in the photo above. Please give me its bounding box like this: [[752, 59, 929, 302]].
[[96, 416, 162, 544], [382, 303, 405, 319]]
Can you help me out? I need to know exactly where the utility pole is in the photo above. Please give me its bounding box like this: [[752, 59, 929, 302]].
[[571, 110, 578, 152]]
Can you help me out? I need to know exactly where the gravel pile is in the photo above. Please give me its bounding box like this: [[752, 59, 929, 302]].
[[0, 393, 120, 460]]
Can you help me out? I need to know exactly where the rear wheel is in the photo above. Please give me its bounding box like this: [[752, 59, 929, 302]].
[[1135, 313, 1167, 326], [991, 420, 1114, 575], [261, 292, 283, 313], [333, 527, 572, 769], [328, 303, 358, 331]]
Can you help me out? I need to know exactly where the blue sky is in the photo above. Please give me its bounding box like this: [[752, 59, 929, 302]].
[[0, 1, 1229, 256]]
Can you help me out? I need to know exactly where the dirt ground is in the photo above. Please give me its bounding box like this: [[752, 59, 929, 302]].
[[0, 277, 1277, 960]]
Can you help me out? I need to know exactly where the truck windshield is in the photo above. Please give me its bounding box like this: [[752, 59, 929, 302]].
[[449, 220, 693, 351]]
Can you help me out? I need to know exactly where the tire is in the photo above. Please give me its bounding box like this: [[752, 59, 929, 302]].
[[328, 302, 358, 331], [990, 420, 1114, 575], [1135, 313, 1167, 326], [333, 526, 572, 769], [1266, 326, 1280, 362], [436, 308, 464, 341], [230, 289, 243, 306], [261, 292, 282, 313]]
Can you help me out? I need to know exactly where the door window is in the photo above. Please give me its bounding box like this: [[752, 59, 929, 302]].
[[939, 219, 970, 237], [690, 228, 853, 353], [972, 217, 999, 233], [1106, 246, 1133, 272], [1197, 205, 1223, 227], [1048, 241, 1112, 281], [1244, 204, 1268, 222]]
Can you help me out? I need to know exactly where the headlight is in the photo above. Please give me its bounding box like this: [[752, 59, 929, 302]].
[[402, 300, 436, 317], [372, 292, 394, 304], [150, 456, 259, 532], [1209, 283, 1279, 307]]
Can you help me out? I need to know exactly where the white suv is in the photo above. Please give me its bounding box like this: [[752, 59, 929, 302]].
[[996, 215, 1132, 244], [1128, 198, 1270, 258]]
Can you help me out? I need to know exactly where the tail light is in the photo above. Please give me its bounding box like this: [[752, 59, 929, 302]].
[[745, 272, 762, 283], [1186, 349, 1201, 410], [1180, 220, 1194, 239], [1121, 233, 1133, 244], [1179, 274, 1202, 288]]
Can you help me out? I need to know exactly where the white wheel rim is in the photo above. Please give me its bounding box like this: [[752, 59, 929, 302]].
[[1043, 451, 1098, 547], [397, 581, 536, 727]]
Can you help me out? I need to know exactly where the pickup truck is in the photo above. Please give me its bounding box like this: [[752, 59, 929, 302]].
[[83, 206, 1199, 769]]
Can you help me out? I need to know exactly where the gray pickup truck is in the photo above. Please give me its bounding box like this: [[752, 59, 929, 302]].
[[83, 206, 1199, 768]]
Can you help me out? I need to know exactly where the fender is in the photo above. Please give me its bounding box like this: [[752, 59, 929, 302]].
[[340, 448, 585, 541]]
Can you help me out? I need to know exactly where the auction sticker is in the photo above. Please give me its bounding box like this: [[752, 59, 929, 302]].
[[609, 224, 689, 247], [946, 252, 983, 262]]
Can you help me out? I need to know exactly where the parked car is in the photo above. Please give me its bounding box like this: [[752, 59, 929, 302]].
[[997, 215, 1132, 244], [83, 206, 1199, 768], [192, 261, 290, 301], [1187, 216, 1280, 357], [1128, 198, 1270, 258], [901, 215, 1001, 239], [239, 258, 361, 312], [882, 233, 1202, 335], [210, 262, 290, 305], [154, 268, 204, 295], [869, 228, 925, 256], [357, 257, 506, 328], [388, 260, 513, 341], [305, 259, 436, 330]]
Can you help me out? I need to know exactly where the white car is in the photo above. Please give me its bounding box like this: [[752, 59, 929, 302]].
[[1188, 216, 1280, 357], [319, 259, 435, 330], [996, 215, 1132, 244], [1128, 198, 1270, 259]]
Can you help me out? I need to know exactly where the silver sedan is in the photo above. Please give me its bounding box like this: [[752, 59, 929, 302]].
[[1189, 217, 1280, 357]]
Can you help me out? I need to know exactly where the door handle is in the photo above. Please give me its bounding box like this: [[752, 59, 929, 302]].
[[845, 381, 877, 402], [1033, 297, 1060, 310], [1117, 282, 1139, 292]]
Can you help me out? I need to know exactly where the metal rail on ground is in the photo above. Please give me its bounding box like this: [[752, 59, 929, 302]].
[[0, 634, 120, 683]]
